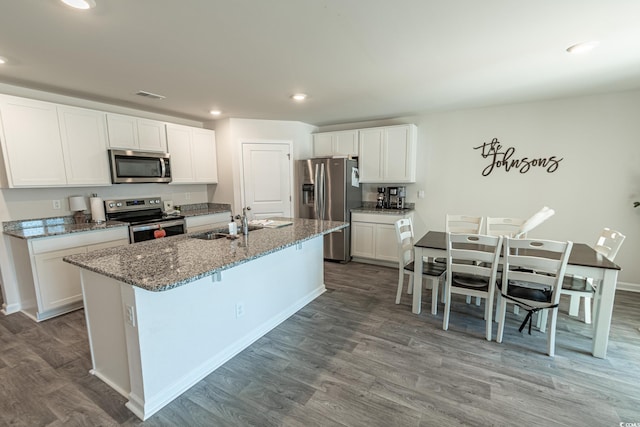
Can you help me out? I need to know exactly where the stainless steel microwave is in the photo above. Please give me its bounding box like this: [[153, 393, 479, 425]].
[[108, 149, 172, 184]]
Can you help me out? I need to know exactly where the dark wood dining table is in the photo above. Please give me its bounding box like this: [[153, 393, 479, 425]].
[[413, 231, 621, 358]]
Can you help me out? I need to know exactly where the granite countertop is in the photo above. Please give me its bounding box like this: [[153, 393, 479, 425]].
[[3, 218, 128, 239], [3, 203, 232, 240], [64, 217, 347, 292], [352, 206, 415, 215]]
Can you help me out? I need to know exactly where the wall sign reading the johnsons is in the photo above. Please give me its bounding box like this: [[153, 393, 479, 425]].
[[473, 138, 563, 176]]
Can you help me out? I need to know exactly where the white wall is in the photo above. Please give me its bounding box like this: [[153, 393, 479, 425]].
[[320, 90, 640, 288], [208, 118, 315, 215]]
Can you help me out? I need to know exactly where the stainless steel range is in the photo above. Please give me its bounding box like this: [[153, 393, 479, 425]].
[[105, 197, 186, 243]]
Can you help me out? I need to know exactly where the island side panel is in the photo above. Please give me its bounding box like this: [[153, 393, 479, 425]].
[[80, 270, 131, 397], [123, 235, 325, 420]]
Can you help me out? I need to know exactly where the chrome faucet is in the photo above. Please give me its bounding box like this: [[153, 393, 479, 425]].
[[235, 206, 251, 235]]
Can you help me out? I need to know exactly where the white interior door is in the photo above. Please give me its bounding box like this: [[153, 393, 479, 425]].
[[242, 143, 292, 219]]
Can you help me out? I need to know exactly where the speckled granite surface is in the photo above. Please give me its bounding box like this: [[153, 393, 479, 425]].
[[352, 202, 415, 215], [64, 218, 347, 292], [3, 203, 232, 239], [3, 217, 128, 239], [179, 203, 231, 218]]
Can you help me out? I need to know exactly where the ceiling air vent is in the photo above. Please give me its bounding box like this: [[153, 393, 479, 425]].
[[135, 90, 166, 100]]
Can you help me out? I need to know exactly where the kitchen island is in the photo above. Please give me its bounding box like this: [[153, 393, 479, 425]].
[[64, 218, 347, 420]]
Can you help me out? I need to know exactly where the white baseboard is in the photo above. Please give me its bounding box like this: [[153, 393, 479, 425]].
[[1, 302, 21, 315], [616, 281, 640, 292]]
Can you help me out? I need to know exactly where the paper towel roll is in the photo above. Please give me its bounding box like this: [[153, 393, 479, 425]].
[[90, 197, 106, 223]]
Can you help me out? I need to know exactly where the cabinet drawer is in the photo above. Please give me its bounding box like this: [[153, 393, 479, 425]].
[[30, 227, 129, 254], [352, 212, 405, 225]]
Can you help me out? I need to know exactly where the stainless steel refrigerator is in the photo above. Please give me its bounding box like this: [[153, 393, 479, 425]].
[[297, 158, 362, 262]]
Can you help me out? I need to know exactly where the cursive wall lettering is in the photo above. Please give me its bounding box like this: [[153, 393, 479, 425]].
[[472, 138, 563, 176]]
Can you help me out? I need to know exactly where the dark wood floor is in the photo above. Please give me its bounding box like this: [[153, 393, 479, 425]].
[[1, 261, 639, 426]]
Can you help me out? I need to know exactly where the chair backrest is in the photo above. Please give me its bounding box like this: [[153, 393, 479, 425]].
[[446, 232, 503, 284], [486, 217, 526, 238], [594, 228, 625, 261], [395, 218, 414, 269], [502, 237, 573, 305], [445, 214, 483, 234]]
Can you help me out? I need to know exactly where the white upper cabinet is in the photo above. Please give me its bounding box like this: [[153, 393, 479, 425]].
[[313, 130, 358, 157], [58, 105, 111, 186], [358, 124, 417, 183], [106, 113, 167, 152], [166, 124, 218, 184], [0, 95, 67, 187]]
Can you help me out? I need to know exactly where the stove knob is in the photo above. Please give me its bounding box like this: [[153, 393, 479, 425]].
[[108, 203, 115, 208], [149, 200, 155, 204], [155, 199, 161, 204], [116, 202, 122, 207]]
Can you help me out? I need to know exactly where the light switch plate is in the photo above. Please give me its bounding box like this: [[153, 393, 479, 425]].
[[163, 200, 173, 211]]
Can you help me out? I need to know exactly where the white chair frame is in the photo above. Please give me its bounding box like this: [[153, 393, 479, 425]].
[[395, 218, 445, 314], [443, 233, 503, 341], [496, 237, 573, 357]]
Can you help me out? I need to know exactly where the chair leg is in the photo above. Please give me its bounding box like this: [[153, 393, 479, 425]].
[[475, 296, 481, 306], [443, 287, 452, 331], [568, 294, 581, 317], [431, 277, 439, 315], [538, 310, 548, 333], [583, 295, 592, 324], [465, 296, 472, 304], [496, 299, 507, 343], [485, 293, 494, 341], [396, 270, 408, 304], [547, 307, 559, 357]]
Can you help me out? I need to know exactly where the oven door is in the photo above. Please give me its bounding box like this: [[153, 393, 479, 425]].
[[129, 219, 186, 243]]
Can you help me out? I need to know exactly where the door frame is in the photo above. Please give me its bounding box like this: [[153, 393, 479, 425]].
[[239, 139, 294, 217]]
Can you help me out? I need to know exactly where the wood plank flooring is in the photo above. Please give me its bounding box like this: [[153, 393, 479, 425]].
[[1, 261, 639, 426]]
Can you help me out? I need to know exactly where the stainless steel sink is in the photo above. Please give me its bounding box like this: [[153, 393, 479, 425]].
[[190, 232, 230, 240]]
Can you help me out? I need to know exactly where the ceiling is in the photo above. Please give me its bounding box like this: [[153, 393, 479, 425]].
[[1, 1, 640, 126]]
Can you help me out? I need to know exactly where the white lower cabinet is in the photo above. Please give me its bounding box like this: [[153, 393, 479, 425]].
[[10, 227, 129, 321], [186, 212, 232, 233], [351, 211, 413, 265]]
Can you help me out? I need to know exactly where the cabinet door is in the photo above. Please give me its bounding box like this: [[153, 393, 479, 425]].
[[375, 224, 399, 262], [313, 133, 333, 157], [58, 106, 111, 186], [191, 128, 218, 183], [87, 239, 129, 251], [166, 124, 194, 183], [383, 125, 416, 183], [106, 113, 138, 150], [137, 118, 167, 152], [0, 96, 67, 187], [351, 222, 376, 258], [334, 130, 358, 157], [33, 246, 87, 313], [358, 128, 384, 183]]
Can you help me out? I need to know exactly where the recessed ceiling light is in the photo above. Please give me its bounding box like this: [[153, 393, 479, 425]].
[[0, 56, 7, 65], [291, 93, 308, 101], [60, 0, 96, 10], [209, 110, 221, 116], [566, 41, 599, 54]]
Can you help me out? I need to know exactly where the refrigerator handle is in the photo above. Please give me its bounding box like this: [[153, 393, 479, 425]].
[[319, 162, 325, 221], [313, 163, 319, 218]]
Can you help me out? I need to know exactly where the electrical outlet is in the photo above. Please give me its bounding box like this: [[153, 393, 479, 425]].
[[235, 302, 245, 318], [185, 192, 191, 200], [163, 200, 173, 211], [52, 200, 61, 210], [418, 190, 425, 199], [126, 305, 136, 327]]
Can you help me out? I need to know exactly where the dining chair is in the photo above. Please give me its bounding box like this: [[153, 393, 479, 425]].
[[496, 237, 573, 357], [486, 217, 526, 314], [561, 228, 625, 324], [443, 232, 503, 341], [395, 218, 446, 314], [441, 215, 484, 304]]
